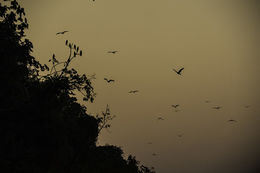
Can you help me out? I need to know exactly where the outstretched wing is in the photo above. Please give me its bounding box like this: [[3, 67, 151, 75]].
[[104, 78, 108, 82], [173, 69, 178, 73], [108, 79, 115, 82], [178, 67, 184, 73]]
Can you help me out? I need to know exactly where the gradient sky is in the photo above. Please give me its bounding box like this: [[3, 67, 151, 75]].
[[20, 0, 260, 172]]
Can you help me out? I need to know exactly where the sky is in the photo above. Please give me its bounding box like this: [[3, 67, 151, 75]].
[[20, 0, 260, 172]]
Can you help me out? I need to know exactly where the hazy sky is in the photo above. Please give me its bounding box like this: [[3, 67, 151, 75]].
[[20, 0, 260, 172]]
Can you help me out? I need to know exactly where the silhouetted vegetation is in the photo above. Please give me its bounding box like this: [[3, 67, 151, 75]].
[[0, 0, 155, 172]]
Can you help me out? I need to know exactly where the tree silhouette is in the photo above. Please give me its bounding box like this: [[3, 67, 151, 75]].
[[0, 0, 155, 173]]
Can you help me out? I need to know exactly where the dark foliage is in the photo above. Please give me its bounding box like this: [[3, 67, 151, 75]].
[[0, 0, 155, 173]]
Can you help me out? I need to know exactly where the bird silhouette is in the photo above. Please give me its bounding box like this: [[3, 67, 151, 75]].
[[205, 100, 210, 103], [244, 105, 250, 108], [147, 142, 152, 145], [152, 153, 157, 156], [129, 90, 139, 93], [107, 50, 118, 54], [177, 134, 183, 137], [171, 104, 179, 108], [173, 67, 184, 75], [227, 119, 237, 122], [104, 78, 115, 83], [56, 31, 68, 35], [157, 117, 164, 120], [212, 106, 222, 109]]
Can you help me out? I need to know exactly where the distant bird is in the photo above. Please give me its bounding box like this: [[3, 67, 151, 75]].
[[157, 117, 164, 120], [147, 142, 152, 145], [244, 105, 250, 108], [104, 78, 115, 83], [205, 100, 210, 103], [175, 110, 180, 112], [173, 67, 184, 75], [129, 90, 139, 94], [152, 153, 157, 156], [227, 119, 237, 122], [56, 31, 68, 35], [107, 50, 118, 54], [171, 104, 179, 108], [177, 134, 183, 137], [212, 106, 222, 109]]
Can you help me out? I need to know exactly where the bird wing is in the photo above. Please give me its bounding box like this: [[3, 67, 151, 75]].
[[104, 78, 108, 81], [178, 68, 184, 73], [173, 69, 178, 73]]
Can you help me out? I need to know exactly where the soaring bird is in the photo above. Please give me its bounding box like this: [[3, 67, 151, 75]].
[[173, 67, 184, 75], [152, 153, 157, 156], [129, 90, 139, 93], [171, 104, 179, 108], [107, 50, 118, 54], [212, 106, 222, 109], [56, 31, 68, 35], [244, 105, 250, 108], [157, 117, 164, 120], [177, 134, 183, 137], [227, 119, 237, 122], [205, 100, 210, 103], [147, 142, 152, 145], [104, 78, 115, 83]]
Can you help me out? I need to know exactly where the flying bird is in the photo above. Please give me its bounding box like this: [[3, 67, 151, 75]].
[[104, 78, 115, 83], [56, 31, 68, 35], [147, 142, 152, 145], [152, 153, 157, 156], [212, 106, 222, 109], [129, 90, 139, 93], [177, 134, 183, 137], [173, 67, 184, 75], [244, 105, 250, 108], [205, 100, 210, 103], [107, 50, 118, 54], [157, 117, 164, 120], [171, 104, 179, 108], [227, 119, 237, 122]]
